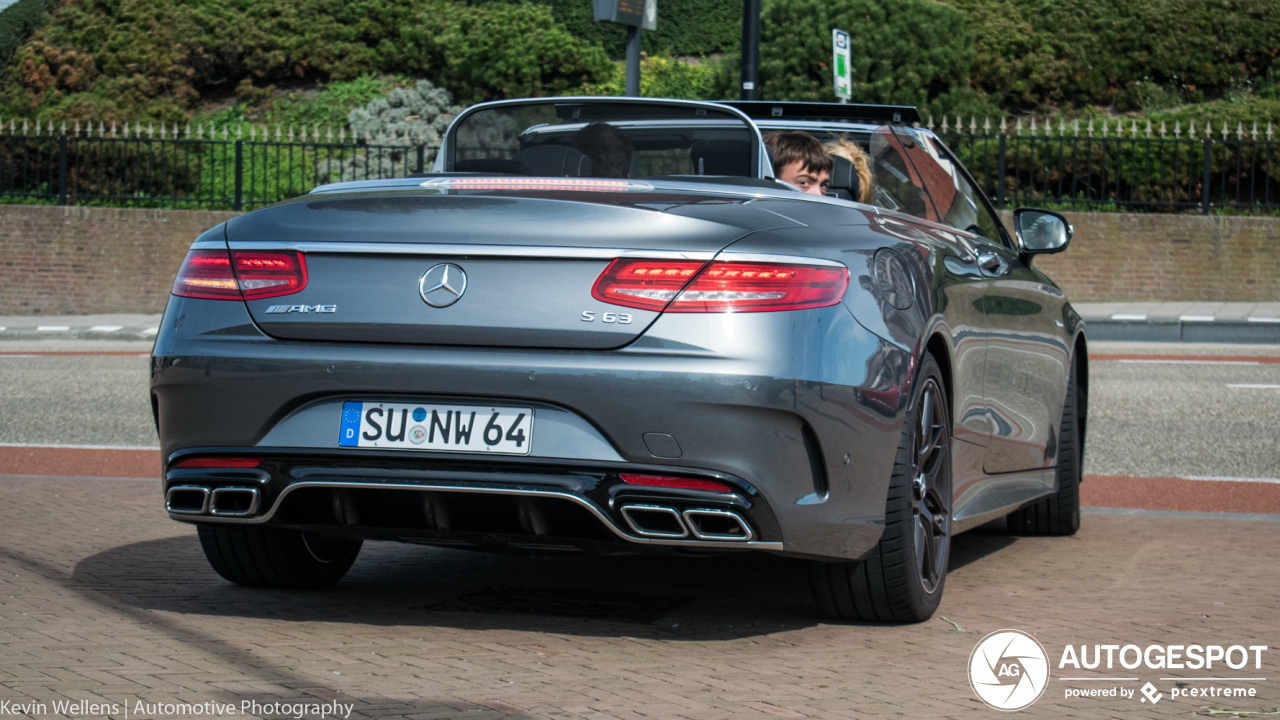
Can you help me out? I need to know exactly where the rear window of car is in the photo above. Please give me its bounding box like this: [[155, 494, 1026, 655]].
[[448, 101, 760, 180]]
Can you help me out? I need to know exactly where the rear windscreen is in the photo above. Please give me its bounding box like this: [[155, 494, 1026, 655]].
[[448, 101, 759, 179]]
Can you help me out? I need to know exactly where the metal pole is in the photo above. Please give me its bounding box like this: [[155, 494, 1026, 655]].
[[1201, 138, 1212, 215], [57, 135, 68, 206], [997, 134, 1007, 209], [740, 0, 760, 100], [234, 140, 243, 211], [625, 25, 641, 97]]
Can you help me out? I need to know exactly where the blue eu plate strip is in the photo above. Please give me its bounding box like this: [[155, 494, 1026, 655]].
[[339, 401, 363, 447]]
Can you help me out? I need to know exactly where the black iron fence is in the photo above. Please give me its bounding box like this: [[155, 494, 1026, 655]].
[[0, 123, 435, 210], [3, 118, 1279, 213], [936, 118, 1280, 214]]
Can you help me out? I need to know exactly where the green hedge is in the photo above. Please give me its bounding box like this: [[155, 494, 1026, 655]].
[[467, 0, 743, 59], [0, 0, 611, 122], [0, 0, 55, 64]]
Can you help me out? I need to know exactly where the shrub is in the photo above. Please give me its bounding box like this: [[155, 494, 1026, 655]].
[[950, 0, 1280, 110], [583, 55, 721, 100], [400, 1, 613, 104], [0, 0, 611, 121], [0, 0, 56, 65], [710, 0, 976, 108], [317, 79, 461, 182], [467, 0, 743, 59]]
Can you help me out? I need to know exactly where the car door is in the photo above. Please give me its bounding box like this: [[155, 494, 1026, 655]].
[[892, 128, 1069, 476], [866, 127, 992, 506]]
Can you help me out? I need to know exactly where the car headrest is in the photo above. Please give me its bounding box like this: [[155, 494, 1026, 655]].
[[826, 155, 860, 202], [689, 140, 752, 177], [511, 145, 592, 177]]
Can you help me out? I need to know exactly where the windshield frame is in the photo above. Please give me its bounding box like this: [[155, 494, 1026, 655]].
[[435, 97, 769, 180]]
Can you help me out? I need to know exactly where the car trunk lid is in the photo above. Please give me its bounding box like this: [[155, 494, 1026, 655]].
[[227, 189, 800, 349]]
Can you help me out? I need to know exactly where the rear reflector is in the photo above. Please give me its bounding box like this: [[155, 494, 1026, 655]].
[[620, 473, 734, 492], [422, 177, 653, 192], [593, 259, 849, 313], [174, 457, 263, 469], [173, 249, 307, 301]]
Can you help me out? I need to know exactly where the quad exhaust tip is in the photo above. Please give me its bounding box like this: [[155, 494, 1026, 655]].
[[682, 508, 753, 541], [165, 486, 260, 517], [210, 487, 261, 517], [620, 504, 754, 542], [166, 486, 210, 515], [620, 504, 688, 538]]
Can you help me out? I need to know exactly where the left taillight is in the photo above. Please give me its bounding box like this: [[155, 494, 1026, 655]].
[[172, 249, 307, 301], [592, 258, 849, 313]]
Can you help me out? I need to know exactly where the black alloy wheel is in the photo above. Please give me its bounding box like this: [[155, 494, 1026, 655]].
[[809, 352, 953, 623], [911, 373, 951, 594]]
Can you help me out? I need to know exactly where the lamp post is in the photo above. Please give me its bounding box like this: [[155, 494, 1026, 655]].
[[740, 0, 760, 100]]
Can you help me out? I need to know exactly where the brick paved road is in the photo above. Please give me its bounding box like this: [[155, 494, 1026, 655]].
[[0, 474, 1275, 719]]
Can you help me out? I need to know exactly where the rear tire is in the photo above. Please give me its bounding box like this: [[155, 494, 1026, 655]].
[[1007, 352, 1082, 536], [809, 353, 952, 623], [197, 525, 361, 589]]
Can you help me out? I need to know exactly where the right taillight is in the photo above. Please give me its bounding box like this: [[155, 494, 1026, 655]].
[[592, 258, 849, 313], [591, 259, 705, 311], [172, 249, 307, 301]]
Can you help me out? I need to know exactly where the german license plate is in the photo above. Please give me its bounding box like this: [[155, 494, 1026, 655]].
[[339, 401, 533, 455]]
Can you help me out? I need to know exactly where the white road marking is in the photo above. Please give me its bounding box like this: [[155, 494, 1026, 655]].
[[1110, 313, 1147, 321], [36, 326, 70, 332], [89, 325, 123, 332], [1180, 475, 1280, 484], [1117, 359, 1260, 365], [1247, 317, 1280, 323], [141, 327, 159, 335], [1179, 315, 1215, 322], [0, 442, 160, 451], [1226, 384, 1280, 389]]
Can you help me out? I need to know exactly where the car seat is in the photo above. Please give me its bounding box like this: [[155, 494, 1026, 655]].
[[511, 145, 592, 177], [826, 155, 861, 202], [689, 140, 752, 177]]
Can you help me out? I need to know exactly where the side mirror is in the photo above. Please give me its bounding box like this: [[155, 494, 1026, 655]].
[[1013, 208, 1073, 254]]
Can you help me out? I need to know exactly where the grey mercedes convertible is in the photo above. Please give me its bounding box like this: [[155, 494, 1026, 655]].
[[152, 98, 1086, 623]]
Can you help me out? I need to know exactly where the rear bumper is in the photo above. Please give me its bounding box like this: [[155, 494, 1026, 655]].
[[152, 295, 914, 560], [162, 450, 783, 552]]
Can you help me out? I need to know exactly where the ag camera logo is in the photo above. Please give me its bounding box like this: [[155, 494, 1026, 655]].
[[969, 630, 1051, 711]]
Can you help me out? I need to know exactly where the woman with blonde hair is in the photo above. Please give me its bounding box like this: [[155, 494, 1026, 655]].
[[823, 137, 874, 204]]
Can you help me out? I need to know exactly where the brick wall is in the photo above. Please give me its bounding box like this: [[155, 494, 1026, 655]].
[[0, 205, 237, 315], [1005, 211, 1280, 302], [1, 205, 1277, 314]]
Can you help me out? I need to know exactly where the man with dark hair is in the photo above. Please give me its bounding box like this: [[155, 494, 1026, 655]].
[[764, 131, 833, 195], [571, 122, 634, 178]]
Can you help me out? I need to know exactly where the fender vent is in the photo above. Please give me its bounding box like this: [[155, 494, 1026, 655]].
[[801, 423, 829, 497]]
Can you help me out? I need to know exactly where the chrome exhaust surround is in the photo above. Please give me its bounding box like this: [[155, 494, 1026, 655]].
[[165, 486, 210, 515], [209, 487, 262, 517], [620, 504, 689, 538], [682, 508, 754, 541]]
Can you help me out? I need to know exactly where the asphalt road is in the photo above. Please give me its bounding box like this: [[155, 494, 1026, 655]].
[[1, 341, 1279, 480]]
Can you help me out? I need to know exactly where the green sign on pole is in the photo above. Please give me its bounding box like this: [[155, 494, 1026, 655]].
[[832, 28, 852, 103]]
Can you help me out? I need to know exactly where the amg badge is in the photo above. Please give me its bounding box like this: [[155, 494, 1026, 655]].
[[264, 304, 337, 314]]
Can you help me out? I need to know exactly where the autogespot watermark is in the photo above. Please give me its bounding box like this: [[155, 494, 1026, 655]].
[[967, 630, 1269, 711], [0, 699, 354, 718]]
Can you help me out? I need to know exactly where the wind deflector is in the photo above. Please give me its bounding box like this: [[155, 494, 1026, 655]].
[[444, 98, 763, 180]]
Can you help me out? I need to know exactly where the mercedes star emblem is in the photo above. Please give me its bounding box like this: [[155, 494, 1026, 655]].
[[418, 263, 467, 307]]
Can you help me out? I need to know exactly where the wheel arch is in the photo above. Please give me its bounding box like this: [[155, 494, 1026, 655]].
[[1072, 331, 1089, 466], [923, 331, 954, 416]]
